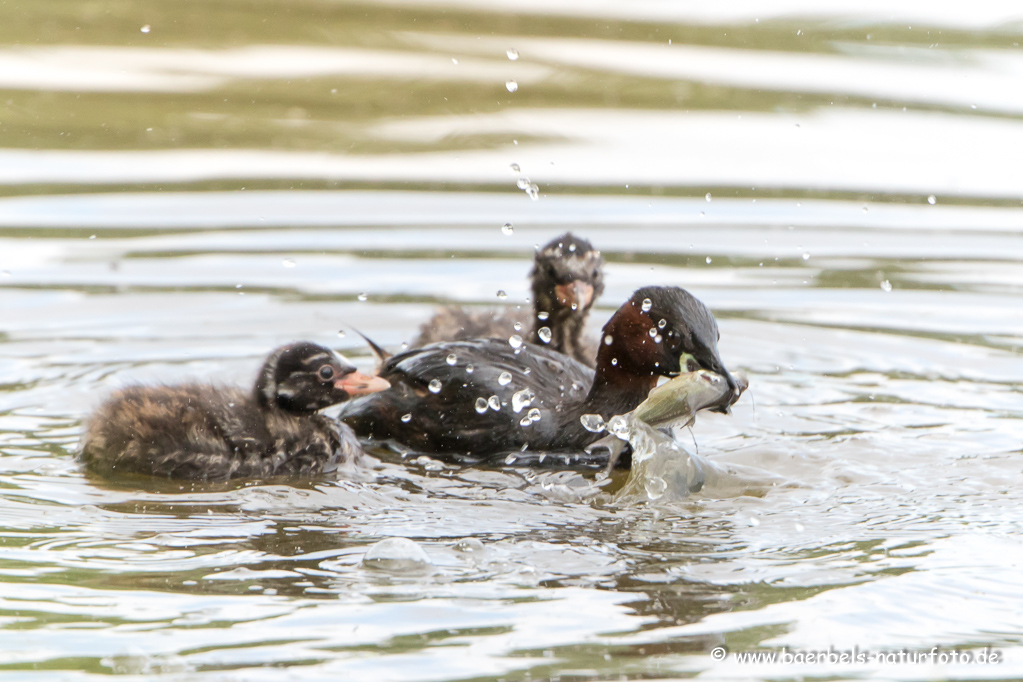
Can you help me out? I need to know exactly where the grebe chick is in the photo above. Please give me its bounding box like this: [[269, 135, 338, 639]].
[[80, 342, 389, 481], [412, 232, 605, 366]]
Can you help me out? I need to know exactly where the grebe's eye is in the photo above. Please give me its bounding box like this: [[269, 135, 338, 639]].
[[318, 365, 335, 381]]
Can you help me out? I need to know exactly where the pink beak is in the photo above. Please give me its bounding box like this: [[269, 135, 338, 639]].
[[555, 281, 595, 312], [335, 370, 390, 395]]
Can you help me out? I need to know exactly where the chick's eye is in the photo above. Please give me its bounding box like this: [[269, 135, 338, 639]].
[[318, 365, 335, 380]]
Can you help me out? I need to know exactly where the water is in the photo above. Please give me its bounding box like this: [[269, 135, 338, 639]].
[[2, 1, 1023, 680]]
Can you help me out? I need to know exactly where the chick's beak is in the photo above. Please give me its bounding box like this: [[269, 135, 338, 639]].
[[335, 370, 390, 395], [555, 281, 595, 312]]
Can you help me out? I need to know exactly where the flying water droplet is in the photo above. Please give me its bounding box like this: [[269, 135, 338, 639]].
[[645, 476, 667, 500], [608, 415, 630, 440], [705, 192, 712, 202], [527, 407, 541, 423], [511, 388, 535, 413], [475, 398, 489, 414], [466, 364, 474, 374], [401, 413, 412, 423], [428, 379, 443, 393], [880, 279, 893, 292], [512, 321, 522, 332], [648, 327, 657, 338], [498, 372, 512, 386], [445, 354, 457, 365], [510, 163, 520, 173], [358, 292, 368, 301], [519, 415, 532, 427], [580, 414, 606, 433], [537, 311, 549, 321], [140, 24, 151, 33], [488, 395, 501, 411], [537, 326, 552, 343], [611, 358, 618, 366], [657, 319, 666, 329], [506, 80, 518, 92], [706, 256, 712, 264], [508, 335, 523, 349], [496, 290, 507, 299], [502, 222, 514, 235], [641, 298, 652, 312], [507, 48, 519, 60], [603, 335, 613, 346], [654, 334, 662, 344], [337, 330, 346, 338], [282, 258, 296, 268], [802, 252, 810, 260], [927, 195, 937, 205]]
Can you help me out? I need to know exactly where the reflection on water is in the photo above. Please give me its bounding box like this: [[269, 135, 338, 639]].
[[2, 0, 1023, 679]]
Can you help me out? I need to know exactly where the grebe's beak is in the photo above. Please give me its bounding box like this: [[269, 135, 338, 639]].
[[335, 370, 390, 395], [555, 281, 595, 312]]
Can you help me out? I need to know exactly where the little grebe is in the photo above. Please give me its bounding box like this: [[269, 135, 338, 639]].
[[341, 286, 738, 463], [80, 342, 389, 481], [411, 232, 604, 366]]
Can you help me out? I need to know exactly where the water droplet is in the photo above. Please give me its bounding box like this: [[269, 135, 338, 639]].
[[568, 243, 576, 252], [609, 415, 630, 440], [510, 163, 520, 173], [611, 358, 617, 366], [501, 222, 514, 236], [537, 326, 552, 343], [466, 364, 474, 374], [603, 335, 613, 346], [748, 516, 761, 527], [654, 334, 662, 344], [428, 378, 443, 393], [282, 258, 296, 268], [927, 195, 937, 205], [648, 327, 657, 338], [657, 319, 666, 329], [705, 192, 712, 202], [519, 415, 532, 427], [537, 311, 549, 321], [498, 372, 512, 386], [580, 414, 606, 433], [140, 24, 151, 33], [512, 387, 535, 413], [358, 292, 368, 301], [401, 413, 412, 423], [527, 407, 541, 423], [880, 279, 893, 292], [706, 256, 712, 264], [496, 290, 507, 300], [512, 321, 522, 332], [488, 395, 501, 411], [645, 476, 667, 500], [802, 252, 810, 260], [445, 353, 457, 366], [508, 334, 523, 349], [506, 48, 519, 60], [475, 398, 489, 414], [505, 80, 518, 92], [455, 538, 485, 554], [641, 297, 652, 312], [505, 453, 518, 464]]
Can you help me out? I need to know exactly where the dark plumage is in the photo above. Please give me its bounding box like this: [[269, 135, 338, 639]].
[[340, 286, 738, 464], [79, 342, 390, 481], [411, 232, 605, 366]]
